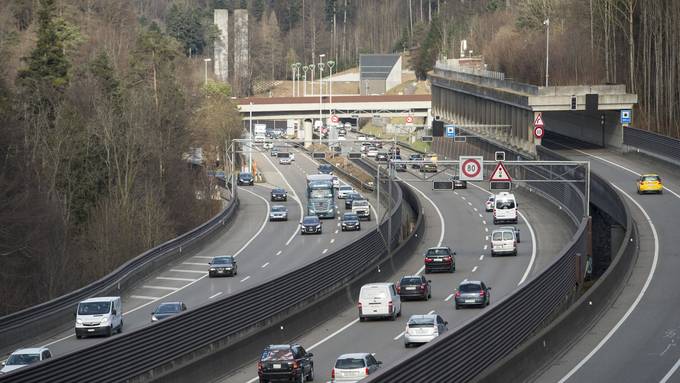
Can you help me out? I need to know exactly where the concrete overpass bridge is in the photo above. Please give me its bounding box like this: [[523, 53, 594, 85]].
[[237, 94, 431, 122], [430, 63, 637, 154]]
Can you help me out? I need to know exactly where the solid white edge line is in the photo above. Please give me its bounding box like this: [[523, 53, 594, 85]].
[[259, 150, 305, 247], [234, 187, 271, 258], [660, 358, 680, 383], [43, 188, 271, 348], [558, 182, 659, 383]]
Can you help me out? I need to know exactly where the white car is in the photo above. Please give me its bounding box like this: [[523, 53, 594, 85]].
[[493, 192, 518, 224], [485, 195, 495, 212], [337, 185, 354, 198], [366, 148, 379, 157], [279, 156, 292, 165], [332, 176, 340, 189], [490, 228, 517, 256], [404, 314, 448, 347], [263, 142, 273, 149], [358, 283, 400, 321], [357, 135, 367, 141], [332, 353, 382, 382], [1, 347, 52, 373]]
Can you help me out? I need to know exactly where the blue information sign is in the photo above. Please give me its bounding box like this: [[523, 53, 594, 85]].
[[620, 109, 632, 124], [445, 124, 456, 138]]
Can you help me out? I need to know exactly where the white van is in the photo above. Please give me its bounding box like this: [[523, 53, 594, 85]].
[[358, 283, 401, 321], [493, 192, 518, 224], [75, 296, 123, 338]]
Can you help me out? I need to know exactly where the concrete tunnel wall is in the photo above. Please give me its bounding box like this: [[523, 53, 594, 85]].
[[542, 110, 622, 148]]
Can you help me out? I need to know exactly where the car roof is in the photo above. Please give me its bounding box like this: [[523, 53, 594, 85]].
[[460, 280, 483, 286], [303, 215, 319, 220], [427, 246, 449, 250], [11, 348, 49, 354], [343, 212, 358, 216], [337, 353, 371, 359], [267, 344, 295, 349], [362, 282, 393, 288], [158, 301, 183, 306], [271, 204, 287, 209], [408, 314, 437, 320], [492, 228, 514, 233], [272, 187, 285, 191], [641, 173, 659, 177], [400, 275, 422, 279], [80, 296, 119, 303], [212, 255, 234, 260], [339, 185, 353, 189]]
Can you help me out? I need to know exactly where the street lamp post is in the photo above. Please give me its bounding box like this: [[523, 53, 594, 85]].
[[318, 54, 326, 145], [291, 63, 297, 97], [302, 65, 309, 96], [249, 101, 253, 172], [295, 63, 301, 97], [203, 58, 212, 86], [308, 64, 315, 96], [327, 60, 335, 112], [544, 18, 550, 87]]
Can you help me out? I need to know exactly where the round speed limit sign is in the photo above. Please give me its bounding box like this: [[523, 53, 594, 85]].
[[459, 156, 483, 181]]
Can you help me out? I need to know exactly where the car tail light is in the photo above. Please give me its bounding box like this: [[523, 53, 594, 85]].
[[332, 368, 335, 379], [420, 283, 427, 290], [357, 302, 362, 313], [424, 257, 433, 263], [455, 291, 461, 297], [365, 367, 370, 375], [292, 361, 300, 369], [479, 290, 486, 297], [444, 255, 452, 262], [396, 283, 400, 293], [493, 211, 497, 217], [257, 361, 263, 370], [388, 301, 393, 313]]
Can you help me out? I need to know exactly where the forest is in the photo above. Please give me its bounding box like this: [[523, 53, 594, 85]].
[[1, 0, 679, 314]]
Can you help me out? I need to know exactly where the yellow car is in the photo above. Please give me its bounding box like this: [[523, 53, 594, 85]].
[[637, 174, 663, 194]]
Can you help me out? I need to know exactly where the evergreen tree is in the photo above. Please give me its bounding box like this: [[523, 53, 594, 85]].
[[252, 0, 265, 21], [17, 0, 69, 91], [166, 4, 206, 56]]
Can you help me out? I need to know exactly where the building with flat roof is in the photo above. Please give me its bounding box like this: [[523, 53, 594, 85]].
[[360, 54, 402, 95]]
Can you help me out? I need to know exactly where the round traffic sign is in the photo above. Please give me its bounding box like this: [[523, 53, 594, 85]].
[[406, 115, 414, 124], [461, 158, 482, 178], [331, 115, 339, 123], [533, 126, 544, 139]]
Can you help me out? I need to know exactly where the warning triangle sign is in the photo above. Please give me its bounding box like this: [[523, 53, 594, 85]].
[[490, 162, 512, 182], [534, 113, 545, 127]]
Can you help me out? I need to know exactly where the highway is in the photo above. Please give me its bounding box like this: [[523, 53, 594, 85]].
[[534, 139, 680, 383], [5, 145, 379, 360], [217, 140, 576, 383]]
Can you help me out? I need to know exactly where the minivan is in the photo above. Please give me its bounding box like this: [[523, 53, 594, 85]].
[[493, 192, 518, 224], [490, 228, 517, 256], [75, 296, 123, 338], [358, 283, 401, 321]]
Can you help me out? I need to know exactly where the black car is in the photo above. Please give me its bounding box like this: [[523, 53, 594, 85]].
[[397, 275, 431, 301], [345, 192, 362, 209], [258, 344, 314, 383], [237, 172, 254, 186], [151, 302, 187, 322], [300, 215, 322, 234], [410, 154, 423, 169], [424, 246, 456, 273], [393, 155, 406, 172], [271, 187, 288, 201], [208, 256, 237, 277], [454, 280, 491, 309], [318, 164, 333, 175], [341, 213, 361, 231], [452, 175, 467, 189], [376, 152, 388, 162]]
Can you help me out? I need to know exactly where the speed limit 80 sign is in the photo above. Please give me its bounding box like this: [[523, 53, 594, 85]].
[[459, 156, 484, 181]]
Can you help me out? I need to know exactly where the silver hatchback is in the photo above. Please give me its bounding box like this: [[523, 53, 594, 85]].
[[454, 281, 491, 309], [404, 314, 448, 347], [332, 353, 382, 382]]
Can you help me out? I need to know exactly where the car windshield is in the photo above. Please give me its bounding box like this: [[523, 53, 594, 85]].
[[271, 206, 287, 212], [240, 173, 252, 178], [642, 175, 660, 182], [347, 193, 360, 199], [310, 189, 332, 198], [272, 189, 284, 193], [407, 317, 435, 327], [487, 196, 495, 202], [303, 217, 319, 224], [319, 165, 332, 172], [496, 200, 515, 209], [426, 248, 450, 256], [335, 358, 366, 369], [353, 200, 368, 207], [261, 348, 293, 361], [156, 303, 181, 314], [77, 301, 111, 315], [6, 353, 40, 365], [343, 214, 358, 220], [459, 284, 481, 293], [212, 257, 232, 265], [400, 277, 422, 285], [340, 186, 352, 191]]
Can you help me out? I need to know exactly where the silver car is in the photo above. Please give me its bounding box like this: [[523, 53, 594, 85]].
[[269, 205, 289, 221], [491, 228, 517, 256], [332, 353, 382, 382], [404, 314, 448, 347], [454, 280, 491, 309]]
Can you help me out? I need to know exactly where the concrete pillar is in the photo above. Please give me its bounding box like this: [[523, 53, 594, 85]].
[[303, 119, 313, 148]]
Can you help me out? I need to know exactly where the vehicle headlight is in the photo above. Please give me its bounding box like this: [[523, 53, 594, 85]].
[[210, 268, 215, 271], [316, 224, 321, 228], [100, 317, 108, 324], [76, 319, 83, 324], [151, 315, 158, 322]]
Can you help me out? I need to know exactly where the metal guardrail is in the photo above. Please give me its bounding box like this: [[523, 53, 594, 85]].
[[623, 126, 680, 166], [365, 135, 594, 382], [0, 191, 239, 354], [1, 167, 404, 382]]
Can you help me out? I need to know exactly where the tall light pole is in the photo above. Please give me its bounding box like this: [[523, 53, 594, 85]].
[[295, 62, 301, 97], [308, 64, 315, 96], [318, 54, 326, 144], [249, 101, 253, 172], [204, 58, 212, 86], [544, 18, 550, 87], [327, 60, 335, 111], [303, 65, 309, 96], [291, 63, 297, 96]]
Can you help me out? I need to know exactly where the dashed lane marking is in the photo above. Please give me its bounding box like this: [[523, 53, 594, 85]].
[[479, 255, 484, 261], [209, 292, 223, 299], [170, 269, 208, 274], [445, 293, 454, 302], [261, 262, 270, 268], [330, 239, 335, 244], [276, 250, 282, 256], [322, 249, 328, 254], [156, 276, 195, 282], [142, 285, 179, 291], [472, 266, 478, 272], [130, 295, 158, 300], [240, 276, 251, 282], [182, 262, 206, 266]]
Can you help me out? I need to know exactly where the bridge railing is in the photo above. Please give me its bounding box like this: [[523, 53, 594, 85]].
[[623, 126, 680, 166]]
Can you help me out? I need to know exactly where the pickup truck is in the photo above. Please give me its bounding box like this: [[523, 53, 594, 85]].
[[351, 199, 371, 221]]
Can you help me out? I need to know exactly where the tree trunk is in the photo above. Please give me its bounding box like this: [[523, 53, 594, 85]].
[[342, 0, 347, 65]]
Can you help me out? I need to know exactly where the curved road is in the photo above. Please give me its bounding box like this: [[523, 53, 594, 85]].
[[5, 145, 378, 360], [535, 140, 680, 383], [217, 141, 575, 383]]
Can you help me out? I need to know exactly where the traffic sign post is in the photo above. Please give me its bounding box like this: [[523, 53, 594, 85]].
[[533, 112, 545, 143], [331, 115, 339, 124], [446, 124, 456, 138], [406, 115, 414, 124], [533, 126, 544, 139], [620, 109, 632, 125], [533, 112, 544, 128], [459, 156, 483, 181], [489, 161, 512, 182]]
